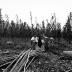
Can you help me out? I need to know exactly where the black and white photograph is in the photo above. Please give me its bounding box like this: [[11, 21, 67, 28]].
[[0, 0, 72, 72]]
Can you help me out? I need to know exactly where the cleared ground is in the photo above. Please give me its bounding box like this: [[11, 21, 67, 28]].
[[0, 38, 72, 72]]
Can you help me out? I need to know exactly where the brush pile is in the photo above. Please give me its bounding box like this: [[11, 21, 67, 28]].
[[1, 46, 47, 72]]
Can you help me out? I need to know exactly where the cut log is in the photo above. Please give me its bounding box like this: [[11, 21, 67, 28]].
[[0, 61, 12, 69], [63, 51, 72, 56], [3, 48, 50, 72], [26, 57, 35, 70], [3, 51, 24, 72], [10, 52, 27, 72], [17, 51, 31, 72], [9, 49, 31, 72], [3, 49, 31, 72]]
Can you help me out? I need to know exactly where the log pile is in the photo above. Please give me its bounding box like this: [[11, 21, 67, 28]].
[[2, 41, 72, 72], [1, 46, 45, 72], [1, 49, 33, 72]]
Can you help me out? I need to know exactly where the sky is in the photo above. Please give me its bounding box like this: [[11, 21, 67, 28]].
[[0, 0, 72, 28]]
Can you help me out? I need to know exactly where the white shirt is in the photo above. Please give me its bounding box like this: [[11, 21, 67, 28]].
[[41, 39, 45, 43], [31, 36, 38, 42], [31, 37, 35, 41], [35, 37, 38, 42]]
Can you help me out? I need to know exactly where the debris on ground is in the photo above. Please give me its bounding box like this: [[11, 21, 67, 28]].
[[0, 40, 72, 72]]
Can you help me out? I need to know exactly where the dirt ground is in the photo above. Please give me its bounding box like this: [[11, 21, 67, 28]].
[[0, 38, 31, 65], [0, 38, 72, 72]]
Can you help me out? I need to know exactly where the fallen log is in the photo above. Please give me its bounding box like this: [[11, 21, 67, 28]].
[[58, 51, 72, 60], [63, 51, 72, 56], [17, 50, 31, 72], [3, 49, 31, 72], [0, 61, 12, 69], [26, 57, 35, 70], [2, 47, 50, 72], [10, 53, 28, 72]]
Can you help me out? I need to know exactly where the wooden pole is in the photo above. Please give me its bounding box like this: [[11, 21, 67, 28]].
[[30, 11, 32, 25]]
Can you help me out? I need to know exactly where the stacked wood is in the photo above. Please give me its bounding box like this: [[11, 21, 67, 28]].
[[1, 46, 48, 72], [3, 49, 31, 72], [63, 51, 72, 56]]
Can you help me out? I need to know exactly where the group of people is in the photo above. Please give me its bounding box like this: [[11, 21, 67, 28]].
[[31, 35, 41, 49], [31, 34, 48, 51], [31, 34, 55, 51]]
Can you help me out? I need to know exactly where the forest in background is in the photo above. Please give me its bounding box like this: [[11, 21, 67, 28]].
[[0, 11, 72, 43]]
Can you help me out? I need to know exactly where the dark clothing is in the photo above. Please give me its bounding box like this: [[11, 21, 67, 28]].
[[44, 38, 49, 51], [38, 36, 42, 48]]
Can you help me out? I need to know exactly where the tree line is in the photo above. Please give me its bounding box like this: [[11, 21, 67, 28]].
[[0, 14, 72, 43]]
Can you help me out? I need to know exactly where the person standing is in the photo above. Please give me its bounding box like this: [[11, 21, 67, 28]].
[[38, 35, 42, 48], [31, 35, 38, 50]]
